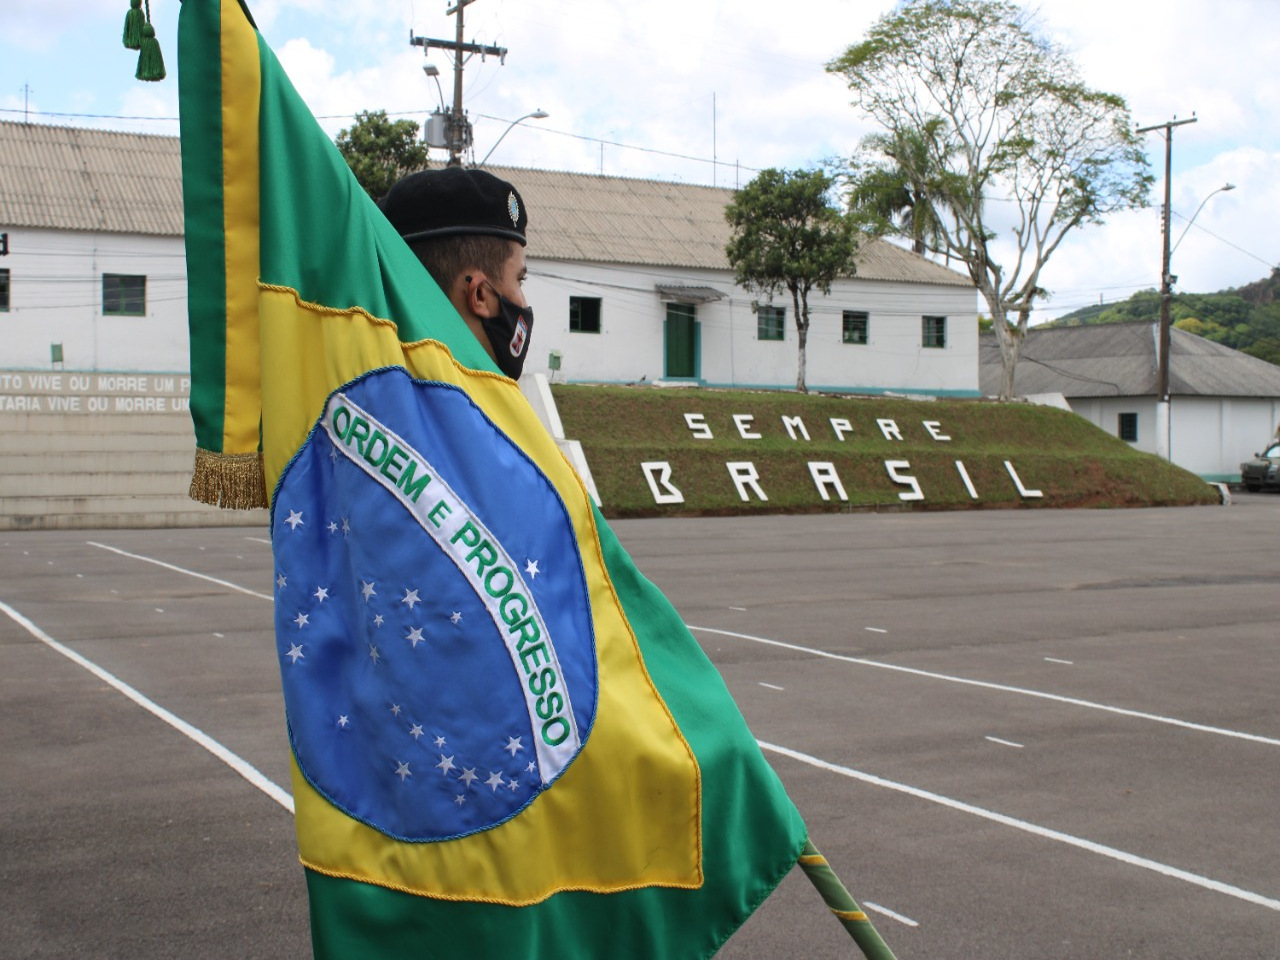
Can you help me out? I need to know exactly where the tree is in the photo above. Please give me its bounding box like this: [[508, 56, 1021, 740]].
[[1046, 269, 1280, 367], [725, 168, 864, 393], [828, 0, 1151, 400], [847, 125, 949, 256], [1172, 316, 1227, 341], [335, 110, 429, 202], [1244, 338, 1280, 367]]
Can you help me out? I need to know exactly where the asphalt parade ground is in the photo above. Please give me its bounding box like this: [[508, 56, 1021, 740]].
[[2, 495, 1278, 959]]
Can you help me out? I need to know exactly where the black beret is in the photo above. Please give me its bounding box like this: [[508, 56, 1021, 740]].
[[378, 167, 527, 246]]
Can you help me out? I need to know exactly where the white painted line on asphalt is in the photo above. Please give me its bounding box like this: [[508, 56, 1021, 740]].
[[759, 682, 785, 691], [1044, 657, 1074, 665], [729, 606, 748, 611], [862, 901, 919, 927], [0, 598, 294, 815], [245, 537, 271, 545], [758, 739, 1280, 913], [985, 736, 1025, 749], [87, 541, 273, 602], [865, 627, 888, 634], [691, 625, 1280, 747]]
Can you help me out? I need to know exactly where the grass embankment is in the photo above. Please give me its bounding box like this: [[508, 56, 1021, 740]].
[[551, 384, 1219, 518]]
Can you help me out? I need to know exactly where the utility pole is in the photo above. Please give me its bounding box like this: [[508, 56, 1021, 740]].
[[411, 0, 507, 167], [1136, 114, 1196, 461]]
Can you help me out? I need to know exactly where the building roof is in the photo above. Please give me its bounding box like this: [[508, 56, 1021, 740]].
[[979, 321, 1280, 399], [0, 120, 184, 236], [492, 164, 970, 285], [1, 120, 973, 288]]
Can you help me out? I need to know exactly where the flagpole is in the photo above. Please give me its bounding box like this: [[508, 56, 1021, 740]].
[[798, 839, 899, 960]]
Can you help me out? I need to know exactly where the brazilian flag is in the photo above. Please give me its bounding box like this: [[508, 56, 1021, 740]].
[[178, 1, 807, 956]]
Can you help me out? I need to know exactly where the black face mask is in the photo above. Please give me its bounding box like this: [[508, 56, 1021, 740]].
[[475, 280, 534, 380]]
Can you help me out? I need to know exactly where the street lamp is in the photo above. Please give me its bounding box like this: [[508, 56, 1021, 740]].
[[476, 110, 549, 167], [1171, 183, 1235, 255], [423, 63, 445, 104], [1155, 180, 1236, 461], [421, 63, 455, 154]]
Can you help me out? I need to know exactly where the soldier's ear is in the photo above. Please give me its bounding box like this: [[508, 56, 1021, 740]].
[[464, 273, 498, 318]]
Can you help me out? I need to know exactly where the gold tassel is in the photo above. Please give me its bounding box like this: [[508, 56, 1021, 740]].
[[189, 448, 268, 510]]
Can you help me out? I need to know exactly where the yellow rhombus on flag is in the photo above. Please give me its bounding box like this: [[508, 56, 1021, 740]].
[[177, 0, 809, 956]]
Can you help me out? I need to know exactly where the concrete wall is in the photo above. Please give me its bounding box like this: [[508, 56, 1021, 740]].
[[0, 370, 266, 530], [520, 261, 980, 395]]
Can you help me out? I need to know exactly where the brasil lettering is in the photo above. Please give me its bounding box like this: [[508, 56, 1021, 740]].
[[322, 391, 579, 781], [639, 411, 1044, 504]]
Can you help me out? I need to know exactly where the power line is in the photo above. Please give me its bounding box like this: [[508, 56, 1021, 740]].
[[472, 112, 763, 175], [0, 105, 1220, 213], [0, 107, 178, 123], [1169, 210, 1277, 271], [0, 104, 759, 181]]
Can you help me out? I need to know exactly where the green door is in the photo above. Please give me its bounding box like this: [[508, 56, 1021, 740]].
[[664, 303, 698, 378]]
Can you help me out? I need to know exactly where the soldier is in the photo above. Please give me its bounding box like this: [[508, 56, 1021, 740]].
[[379, 167, 534, 380]]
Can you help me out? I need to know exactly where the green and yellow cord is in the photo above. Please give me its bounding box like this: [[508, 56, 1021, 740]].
[[797, 839, 898, 960]]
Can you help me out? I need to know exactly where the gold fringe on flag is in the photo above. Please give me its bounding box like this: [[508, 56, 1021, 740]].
[[189, 448, 268, 509]]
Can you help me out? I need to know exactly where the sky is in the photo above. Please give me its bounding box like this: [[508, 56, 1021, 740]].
[[3, 0, 1278, 322]]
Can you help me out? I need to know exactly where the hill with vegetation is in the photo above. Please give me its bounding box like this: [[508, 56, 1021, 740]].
[[1045, 269, 1280, 366], [551, 384, 1218, 518]]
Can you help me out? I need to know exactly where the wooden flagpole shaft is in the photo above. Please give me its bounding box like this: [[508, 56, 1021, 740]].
[[798, 839, 899, 960]]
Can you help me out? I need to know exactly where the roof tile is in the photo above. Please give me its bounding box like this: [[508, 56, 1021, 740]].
[[0, 121, 184, 236], [0, 121, 971, 288], [979, 321, 1280, 398]]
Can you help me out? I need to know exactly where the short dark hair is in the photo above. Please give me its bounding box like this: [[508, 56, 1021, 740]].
[[410, 234, 516, 293]]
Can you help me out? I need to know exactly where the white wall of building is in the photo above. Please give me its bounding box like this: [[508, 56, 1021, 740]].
[[1, 229, 979, 396], [1069, 394, 1280, 481], [1070, 397, 1158, 457], [1, 227, 188, 372], [523, 260, 979, 395], [1170, 396, 1280, 480]]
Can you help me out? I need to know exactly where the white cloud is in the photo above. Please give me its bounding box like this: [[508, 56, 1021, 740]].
[[0, 0, 121, 51], [2, 0, 1275, 303]]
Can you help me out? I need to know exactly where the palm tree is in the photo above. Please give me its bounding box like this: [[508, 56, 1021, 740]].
[[849, 126, 949, 256]]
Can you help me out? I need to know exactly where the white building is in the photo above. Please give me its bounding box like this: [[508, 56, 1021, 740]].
[[979, 322, 1280, 482], [0, 120, 979, 396], [0, 122, 189, 372], [501, 166, 979, 395]]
